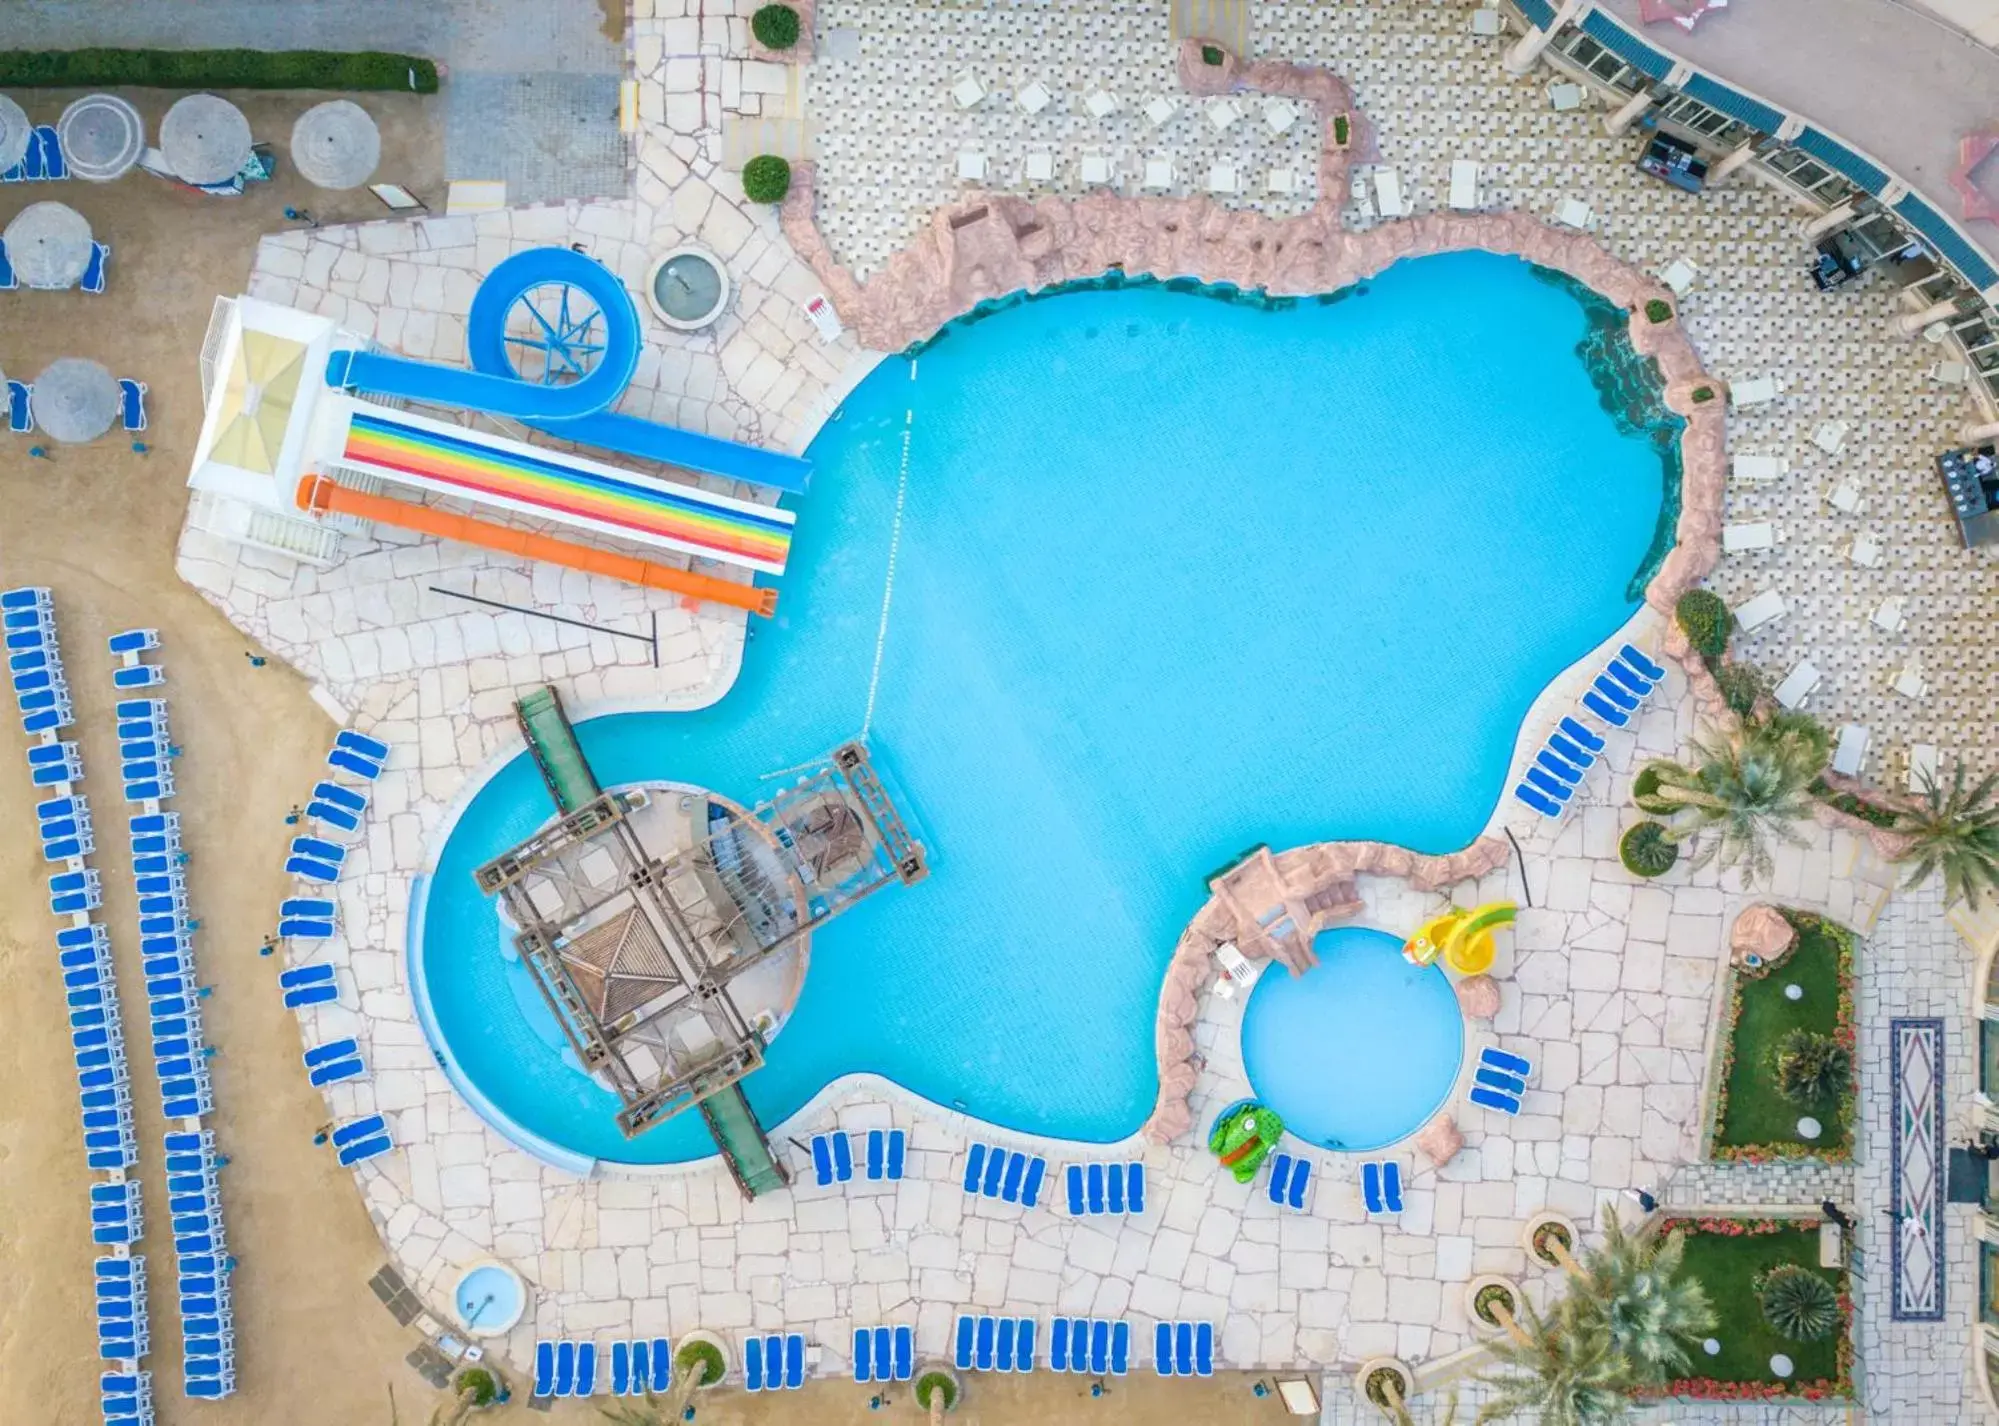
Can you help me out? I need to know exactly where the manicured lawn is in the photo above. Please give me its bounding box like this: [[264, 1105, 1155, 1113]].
[[1713, 913, 1852, 1155], [1673, 1223, 1847, 1394]]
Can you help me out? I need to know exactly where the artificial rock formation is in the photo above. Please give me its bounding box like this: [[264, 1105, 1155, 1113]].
[[1414, 1113, 1466, 1169], [1730, 904, 1797, 967], [1454, 973, 1502, 1020]]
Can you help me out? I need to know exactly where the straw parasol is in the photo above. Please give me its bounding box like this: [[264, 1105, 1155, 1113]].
[[58, 95, 145, 182], [32, 359, 119, 444], [0, 94, 29, 175], [208, 329, 310, 473], [160, 93, 252, 186], [4, 202, 94, 289], [290, 101, 380, 190]]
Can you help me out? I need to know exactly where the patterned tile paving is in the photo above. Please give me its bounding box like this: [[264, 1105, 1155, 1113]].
[[1889, 1015, 1945, 1321]]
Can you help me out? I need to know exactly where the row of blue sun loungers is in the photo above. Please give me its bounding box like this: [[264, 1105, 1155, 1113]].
[[1066, 1160, 1146, 1216], [95, 1256, 149, 1364], [330, 1113, 394, 1167], [162, 1129, 237, 1396], [1469, 1045, 1536, 1116], [1361, 1160, 1406, 1215], [962, 1142, 1048, 1205], [99, 1370, 155, 1425], [1513, 643, 1666, 819], [1267, 1152, 1312, 1210], [115, 696, 175, 802], [8, 590, 75, 733], [810, 1128, 907, 1185], [1051, 1318, 1131, 1375], [852, 1324, 917, 1383], [743, 1332, 810, 1392]]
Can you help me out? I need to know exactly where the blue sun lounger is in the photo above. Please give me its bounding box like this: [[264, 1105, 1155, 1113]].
[[1362, 1160, 1405, 1213], [853, 1324, 915, 1383], [119, 378, 147, 432], [304, 1038, 365, 1086], [0, 239, 13, 289], [307, 798, 361, 833], [1591, 673, 1640, 712], [112, 663, 164, 689], [811, 1131, 853, 1185], [1480, 1046, 1533, 1079], [1153, 1321, 1214, 1377], [326, 747, 383, 780], [106, 628, 157, 657], [286, 856, 339, 883], [1268, 1152, 1311, 1210], [1604, 657, 1652, 698], [280, 962, 338, 1009], [742, 1333, 807, 1391], [865, 1127, 905, 1180], [1581, 688, 1629, 727], [80, 241, 109, 295], [1619, 643, 1666, 681], [336, 728, 391, 763], [1469, 1082, 1522, 1115], [534, 1342, 555, 1396], [333, 1114, 394, 1165]]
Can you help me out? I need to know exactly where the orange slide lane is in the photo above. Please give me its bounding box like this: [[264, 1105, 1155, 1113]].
[[295, 473, 778, 618]]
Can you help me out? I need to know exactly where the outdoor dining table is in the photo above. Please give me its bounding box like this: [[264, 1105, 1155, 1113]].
[[4, 201, 94, 289]]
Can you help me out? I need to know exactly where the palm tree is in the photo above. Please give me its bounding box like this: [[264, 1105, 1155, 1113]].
[[1895, 760, 1999, 909], [1475, 1298, 1631, 1426], [1565, 1207, 1715, 1387], [1639, 717, 1828, 883], [598, 1394, 675, 1426]]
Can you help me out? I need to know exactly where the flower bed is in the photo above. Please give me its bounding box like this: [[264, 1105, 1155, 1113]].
[[1710, 911, 1855, 1160], [1645, 1218, 1852, 1400]]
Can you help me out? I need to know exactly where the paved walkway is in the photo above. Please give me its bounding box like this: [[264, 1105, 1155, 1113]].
[[1597, 0, 1999, 267]]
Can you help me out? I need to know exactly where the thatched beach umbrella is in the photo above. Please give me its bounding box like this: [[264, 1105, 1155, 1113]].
[[33, 359, 119, 444], [4, 202, 94, 289], [290, 101, 380, 190], [58, 95, 145, 181], [0, 95, 30, 175], [160, 93, 252, 186]]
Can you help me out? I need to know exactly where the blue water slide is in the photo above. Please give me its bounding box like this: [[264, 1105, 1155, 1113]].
[[327, 247, 811, 494]]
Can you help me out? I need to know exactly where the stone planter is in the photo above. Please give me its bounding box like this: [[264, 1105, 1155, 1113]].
[[1465, 1274, 1527, 1339], [1353, 1356, 1414, 1421], [677, 1329, 730, 1390], [644, 245, 731, 332], [913, 1363, 961, 1415], [1521, 1210, 1581, 1273], [1331, 112, 1352, 150]]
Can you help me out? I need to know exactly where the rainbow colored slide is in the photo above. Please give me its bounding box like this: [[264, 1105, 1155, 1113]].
[[333, 402, 793, 575]]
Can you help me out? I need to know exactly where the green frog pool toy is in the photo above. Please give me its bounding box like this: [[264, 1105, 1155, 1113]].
[[1208, 1100, 1284, 1184]]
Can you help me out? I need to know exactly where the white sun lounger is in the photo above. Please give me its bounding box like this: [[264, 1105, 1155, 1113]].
[[1553, 197, 1594, 230], [1733, 588, 1787, 633], [1832, 724, 1870, 777], [1731, 375, 1781, 406], [1449, 159, 1480, 211], [1723, 521, 1775, 553], [1374, 167, 1407, 217], [1908, 743, 1939, 794], [1731, 454, 1788, 482], [1660, 258, 1699, 296], [1774, 660, 1821, 709], [950, 72, 987, 110]]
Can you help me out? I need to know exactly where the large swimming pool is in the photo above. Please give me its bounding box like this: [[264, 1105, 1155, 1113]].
[[414, 253, 1674, 1166]]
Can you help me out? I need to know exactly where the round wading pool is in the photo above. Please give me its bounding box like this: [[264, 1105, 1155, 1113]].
[[1239, 925, 1465, 1152]]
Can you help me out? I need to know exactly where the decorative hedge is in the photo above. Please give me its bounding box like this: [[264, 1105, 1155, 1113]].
[[1675, 588, 1731, 661], [0, 48, 439, 91], [1645, 298, 1674, 324], [1710, 912, 1856, 1161], [742, 154, 791, 204], [751, 4, 801, 50]]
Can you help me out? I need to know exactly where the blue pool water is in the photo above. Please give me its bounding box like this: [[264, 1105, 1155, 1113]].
[[1239, 926, 1465, 1152], [415, 253, 1671, 1165], [455, 1264, 525, 1332]]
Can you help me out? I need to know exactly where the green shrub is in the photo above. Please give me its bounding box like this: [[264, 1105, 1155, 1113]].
[[1631, 763, 1672, 813], [1620, 821, 1679, 878], [1715, 662, 1766, 719], [1772, 1028, 1850, 1105], [1200, 45, 1225, 65], [0, 48, 439, 91], [1675, 588, 1732, 660], [675, 1339, 725, 1387], [1645, 298, 1673, 324], [1692, 385, 1715, 403], [1757, 1263, 1841, 1341], [914, 1371, 958, 1412], [1332, 113, 1350, 146], [1810, 778, 1899, 828], [741, 154, 792, 204], [452, 1367, 498, 1406], [751, 4, 801, 49]]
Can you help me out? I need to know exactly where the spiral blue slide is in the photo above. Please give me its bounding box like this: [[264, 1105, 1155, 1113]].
[[327, 247, 811, 494]]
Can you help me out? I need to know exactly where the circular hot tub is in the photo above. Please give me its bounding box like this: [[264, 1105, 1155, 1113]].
[[645, 246, 730, 330], [1239, 925, 1465, 1152], [453, 1261, 528, 1337]]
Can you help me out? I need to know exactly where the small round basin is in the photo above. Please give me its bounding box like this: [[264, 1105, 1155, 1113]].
[[453, 1261, 528, 1337], [646, 246, 730, 330]]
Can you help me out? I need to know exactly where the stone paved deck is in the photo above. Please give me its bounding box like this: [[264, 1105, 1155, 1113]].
[[166, 1, 1996, 1419]]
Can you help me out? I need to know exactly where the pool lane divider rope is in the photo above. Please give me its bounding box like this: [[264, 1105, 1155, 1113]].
[[861, 378, 917, 741]]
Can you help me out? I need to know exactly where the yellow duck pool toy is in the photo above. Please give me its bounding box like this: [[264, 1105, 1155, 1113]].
[[1402, 901, 1517, 976]]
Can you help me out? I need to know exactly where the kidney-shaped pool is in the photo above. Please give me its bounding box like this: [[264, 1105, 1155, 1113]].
[[413, 252, 1676, 1166]]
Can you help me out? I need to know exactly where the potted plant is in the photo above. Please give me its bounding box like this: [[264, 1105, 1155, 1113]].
[[1332, 113, 1352, 149], [1353, 1356, 1415, 1422], [1465, 1274, 1531, 1344], [1522, 1210, 1583, 1274], [428, 1366, 505, 1426], [1619, 821, 1678, 878], [913, 1365, 960, 1422], [1645, 298, 1674, 324]]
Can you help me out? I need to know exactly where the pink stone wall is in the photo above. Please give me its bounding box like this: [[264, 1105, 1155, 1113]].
[[777, 44, 1728, 1148]]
